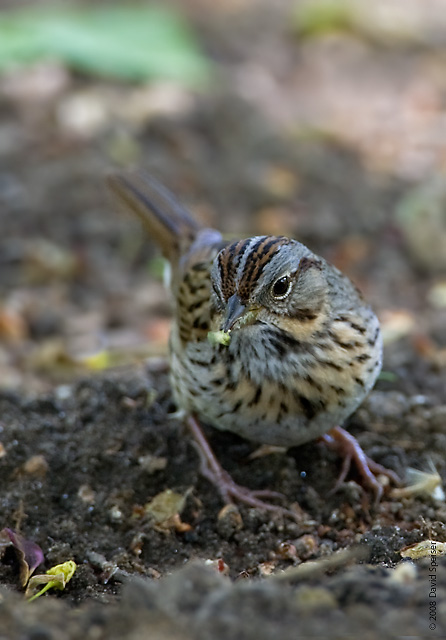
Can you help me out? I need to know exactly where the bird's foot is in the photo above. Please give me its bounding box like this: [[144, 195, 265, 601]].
[[187, 415, 295, 517], [320, 425, 400, 502]]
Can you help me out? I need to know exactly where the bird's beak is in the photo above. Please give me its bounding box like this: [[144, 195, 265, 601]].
[[223, 294, 247, 332]]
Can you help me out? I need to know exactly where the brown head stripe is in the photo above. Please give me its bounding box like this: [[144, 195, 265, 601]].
[[217, 239, 250, 300], [238, 236, 291, 301]]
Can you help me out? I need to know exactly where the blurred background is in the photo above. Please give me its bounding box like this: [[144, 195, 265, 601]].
[[0, 0, 445, 394]]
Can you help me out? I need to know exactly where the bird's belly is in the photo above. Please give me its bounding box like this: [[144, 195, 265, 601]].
[[169, 338, 377, 448]]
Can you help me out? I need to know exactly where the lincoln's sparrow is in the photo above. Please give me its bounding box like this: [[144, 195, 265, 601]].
[[108, 170, 398, 514]]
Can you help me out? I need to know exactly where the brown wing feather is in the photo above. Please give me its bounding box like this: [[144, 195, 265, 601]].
[[108, 169, 225, 343]]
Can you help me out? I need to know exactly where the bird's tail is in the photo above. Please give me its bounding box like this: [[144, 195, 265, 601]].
[[107, 170, 204, 266]]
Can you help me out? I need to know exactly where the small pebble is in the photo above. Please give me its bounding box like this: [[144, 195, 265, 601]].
[[217, 504, 243, 539], [295, 586, 337, 613], [22, 455, 48, 477], [294, 534, 318, 560]]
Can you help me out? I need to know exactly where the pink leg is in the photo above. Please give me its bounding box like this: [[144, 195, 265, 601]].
[[320, 426, 400, 502], [186, 415, 295, 517]]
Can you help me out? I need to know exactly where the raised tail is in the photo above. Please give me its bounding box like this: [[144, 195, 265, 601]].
[[107, 169, 204, 266]]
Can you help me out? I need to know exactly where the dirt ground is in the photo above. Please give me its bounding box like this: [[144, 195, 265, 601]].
[[1, 1, 446, 638]]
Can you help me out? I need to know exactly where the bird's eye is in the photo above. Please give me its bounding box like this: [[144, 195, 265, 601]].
[[272, 275, 291, 299]]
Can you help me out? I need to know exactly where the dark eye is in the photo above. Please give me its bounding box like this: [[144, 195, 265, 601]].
[[272, 275, 291, 299]]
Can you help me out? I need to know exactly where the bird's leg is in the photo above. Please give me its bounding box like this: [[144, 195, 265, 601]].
[[320, 426, 400, 502], [186, 415, 294, 516]]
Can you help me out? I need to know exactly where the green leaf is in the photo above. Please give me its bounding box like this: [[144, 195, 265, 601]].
[[207, 330, 231, 347], [0, 4, 210, 85], [377, 371, 398, 382], [26, 560, 77, 602], [294, 0, 355, 38]]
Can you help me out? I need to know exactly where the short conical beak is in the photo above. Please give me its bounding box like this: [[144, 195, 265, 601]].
[[223, 294, 246, 332]]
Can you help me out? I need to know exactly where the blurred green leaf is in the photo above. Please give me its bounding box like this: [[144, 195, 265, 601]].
[[147, 255, 167, 281], [0, 4, 210, 85], [293, 0, 355, 38], [378, 371, 398, 383]]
